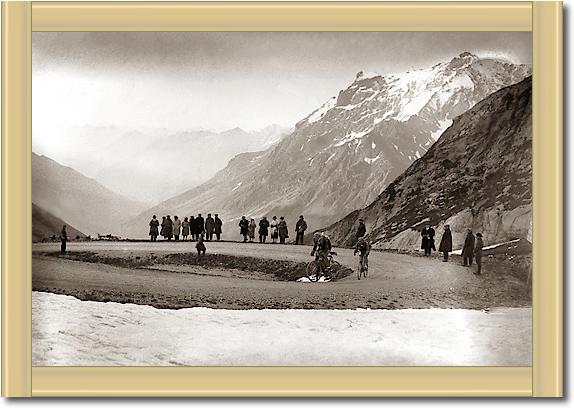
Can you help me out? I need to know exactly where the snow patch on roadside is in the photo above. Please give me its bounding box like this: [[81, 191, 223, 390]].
[[33, 292, 532, 367]]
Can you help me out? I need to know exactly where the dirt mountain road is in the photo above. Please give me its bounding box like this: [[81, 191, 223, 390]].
[[32, 241, 530, 310]]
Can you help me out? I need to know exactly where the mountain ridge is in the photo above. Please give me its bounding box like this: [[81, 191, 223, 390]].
[[124, 52, 531, 238]]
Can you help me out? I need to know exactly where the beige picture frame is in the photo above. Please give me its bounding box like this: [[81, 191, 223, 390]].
[[1, 1, 562, 397]]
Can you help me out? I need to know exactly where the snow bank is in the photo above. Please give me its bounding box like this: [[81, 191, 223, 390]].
[[33, 292, 531, 367]]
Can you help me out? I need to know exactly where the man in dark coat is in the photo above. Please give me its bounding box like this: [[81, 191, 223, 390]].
[[462, 229, 475, 266], [438, 224, 452, 262], [278, 217, 289, 244], [149, 215, 159, 242], [196, 214, 205, 239], [295, 215, 307, 245], [189, 216, 196, 241], [238, 216, 249, 242], [356, 219, 367, 241], [420, 224, 436, 256], [205, 214, 215, 241], [164, 215, 173, 241], [160, 216, 166, 239], [60, 225, 68, 254], [214, 214, 223, 241], [258, 216, 270, 243]]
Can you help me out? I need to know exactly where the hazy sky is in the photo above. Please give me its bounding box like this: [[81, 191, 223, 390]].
[[33, 32, 531, 135]]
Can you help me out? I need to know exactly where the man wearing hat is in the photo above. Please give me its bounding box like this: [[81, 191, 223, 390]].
[[295, 215, 307, 245], [356, 219, 367, 241]]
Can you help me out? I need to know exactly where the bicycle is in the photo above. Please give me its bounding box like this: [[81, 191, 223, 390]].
[[306, 251, 339, 282], [357, 252, 369, 280]]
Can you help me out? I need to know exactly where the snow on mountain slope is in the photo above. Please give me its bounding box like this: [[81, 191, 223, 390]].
[[125, 53, 530, 238], [322, 76, 532, 251]]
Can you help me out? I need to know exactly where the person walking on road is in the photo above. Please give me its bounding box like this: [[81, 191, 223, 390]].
[[258, 216, 270, 243], [421, 224, 436, 257], [205, 214, 215, 241], [60, 225, 68, 254], [173, 215, 181, 241], [248, 218, 256, 242], [214, 214, 223, 241], [474, 233, 484, 275], [149, 215, 159, 242], [462, 229, 475, 266], [196, 234, 206, 255], [438, 225, 452, 262], [278, 217, 289, 244], [295, 215, 307, 245], [238, 216, 249, 242]]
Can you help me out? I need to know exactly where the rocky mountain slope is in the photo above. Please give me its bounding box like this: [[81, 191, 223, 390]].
[[125, 53, 530, 238], [32, 203, 86, 242], [322, 76, 532, 251], [32, 153, 145, 237]]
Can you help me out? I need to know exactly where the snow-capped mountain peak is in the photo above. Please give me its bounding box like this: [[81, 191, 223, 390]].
[[128, 53, 531, 238]]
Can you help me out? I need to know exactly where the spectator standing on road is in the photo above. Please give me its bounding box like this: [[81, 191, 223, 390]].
[[238, 216, 249, 242], [196, 214, 205, 239], [270, 216, 279, 243], [164, 215, 174, 241], [205, 214, 215, 241], [278, 217, 289, 244], [474, 233, 484, 275], [421, 224, 435, 257], [438, 225, 452, 262], [295, 215, 307, 245], [462, 229, 475, 266], [214, 214, 223, 241], [182, 217, 190, 241], [173, 215, 181, 241], [248, 218, 256, 242], [60, 225, 68, 254], [160, 216, 166, 239], [189, 216, 197, 241], [258, 216, 270, 243], [149, 215, 159, 242]]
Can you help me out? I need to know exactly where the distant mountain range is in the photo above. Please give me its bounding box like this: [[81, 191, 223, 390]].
[[322, 76, 532, 251], [32, 153, 145, 237], [32, 203, 86, 242], [34, 124, 290, 205], [124, 53, 530, 238]]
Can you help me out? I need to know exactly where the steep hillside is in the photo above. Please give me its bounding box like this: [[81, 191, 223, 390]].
[[33, 203, 86, 242], [125, 53, 530, 238], [323, 77, 532, 251], [32, 153, 145, 237]]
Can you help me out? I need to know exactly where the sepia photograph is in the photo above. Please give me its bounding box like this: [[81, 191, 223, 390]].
[[31, 31, 533, 367]]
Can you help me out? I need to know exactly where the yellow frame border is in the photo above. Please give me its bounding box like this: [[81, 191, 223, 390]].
[[1, 1, 562, 397]]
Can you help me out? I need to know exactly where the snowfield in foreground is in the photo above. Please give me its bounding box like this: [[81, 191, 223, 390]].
[[33, 292, 531, 366]]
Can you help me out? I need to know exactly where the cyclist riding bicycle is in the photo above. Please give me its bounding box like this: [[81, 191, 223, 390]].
[[311, 232, 332, 271], [354, 237, 371, 271]]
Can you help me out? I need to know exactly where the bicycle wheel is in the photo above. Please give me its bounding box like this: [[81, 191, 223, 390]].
[[306, 261, 321, 282], [357, 261, 362, 280], [362, 256, 368, 278]]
